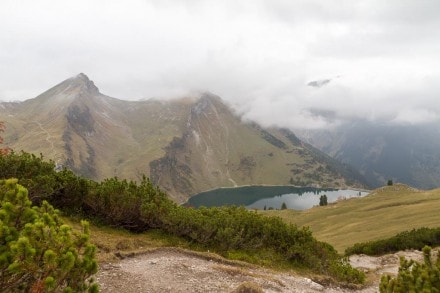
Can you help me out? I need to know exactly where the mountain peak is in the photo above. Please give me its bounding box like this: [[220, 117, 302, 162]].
[[191, 92, 229, 116], [70, 73, 99, 94], [199, 92, 222, 103], [76, 72, 90, 80]]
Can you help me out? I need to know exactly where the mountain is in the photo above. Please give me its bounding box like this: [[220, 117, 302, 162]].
[[296, 120, 440, 189], [0, 74, 367, 202]]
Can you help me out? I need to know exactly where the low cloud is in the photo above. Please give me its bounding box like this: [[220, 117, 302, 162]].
[[1, 0, 439, 129], [307, 79, 331, 88], [391, 108, 439, 125]]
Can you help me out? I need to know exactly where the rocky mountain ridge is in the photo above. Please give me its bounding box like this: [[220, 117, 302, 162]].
[[0, 74, 367, 202]]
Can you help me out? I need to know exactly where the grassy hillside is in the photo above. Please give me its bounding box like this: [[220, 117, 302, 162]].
[[262, 184, 440, 252]]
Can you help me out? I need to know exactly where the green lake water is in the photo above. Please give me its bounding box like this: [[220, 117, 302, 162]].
[[186, 185, 368, 210]]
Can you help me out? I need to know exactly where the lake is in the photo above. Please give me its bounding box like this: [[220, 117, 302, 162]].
[[185, 185, 369, 210]]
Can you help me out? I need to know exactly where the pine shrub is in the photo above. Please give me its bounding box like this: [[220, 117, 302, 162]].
[[346, 227, 440, 256], [380, 246, 440, 292], [0, 152, 365, 284], [0, 178, 98, 292]]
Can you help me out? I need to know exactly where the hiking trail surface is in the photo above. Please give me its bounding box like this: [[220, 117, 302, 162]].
[[96, 247, 431, 292]]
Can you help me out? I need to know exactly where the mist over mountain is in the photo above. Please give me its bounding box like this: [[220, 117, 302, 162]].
[[0, 74, 366, 202], [296, 120, 440, 189]]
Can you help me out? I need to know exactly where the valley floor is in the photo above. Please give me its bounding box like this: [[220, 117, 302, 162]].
[[95, 247, 428, 292]]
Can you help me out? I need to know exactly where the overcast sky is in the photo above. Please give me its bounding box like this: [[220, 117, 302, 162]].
[[1, 0, 440, 129]]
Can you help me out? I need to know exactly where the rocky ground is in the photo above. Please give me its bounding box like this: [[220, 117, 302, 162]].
[[95, 247, 432, 292]]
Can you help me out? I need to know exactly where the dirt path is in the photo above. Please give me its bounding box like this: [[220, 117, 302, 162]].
[[34, 121, 63, 163], [96, 248, 391, 292]]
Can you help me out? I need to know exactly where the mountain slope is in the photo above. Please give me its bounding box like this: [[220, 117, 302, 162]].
[[296, 120, 440, 189], [0, 74, 367, 202]]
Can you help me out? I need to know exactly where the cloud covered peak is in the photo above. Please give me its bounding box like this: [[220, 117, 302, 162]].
[[69, 73, 99, 94], [1, 0, 440, 129]]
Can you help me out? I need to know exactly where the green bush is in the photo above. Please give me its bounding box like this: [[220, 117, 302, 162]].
[[146, 204, 364, 283], [380, 246, 440, 292], [0, 178, 98, 292], [0, 151, 365, 284], [345, 227, 440, 256], [0, 152, 59, 203], [85, 176, 170, 231], [0, 151, 92, 212]]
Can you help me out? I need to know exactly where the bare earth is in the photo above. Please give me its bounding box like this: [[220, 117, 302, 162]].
[[96, 248, 432, 292]]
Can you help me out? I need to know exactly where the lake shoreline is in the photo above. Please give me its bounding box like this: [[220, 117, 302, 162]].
[[188, 184, 370, 197], [185, 185, 370, 210]]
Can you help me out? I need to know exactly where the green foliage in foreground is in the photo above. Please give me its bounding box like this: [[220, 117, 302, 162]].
[[380, 246, 440, 292], [0, 152, 365, 284], [0, 178, 98, 292], [83, 177, 363, 283], [345, 227, 440, 256], [160, 205, 363, 283]]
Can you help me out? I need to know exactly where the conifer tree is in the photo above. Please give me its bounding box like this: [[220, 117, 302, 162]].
[[319, 194, 328, 206], [0, 178, 98, 292], [380, 246, 440, 292]]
